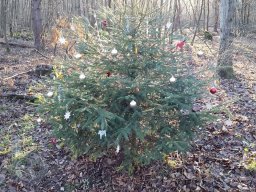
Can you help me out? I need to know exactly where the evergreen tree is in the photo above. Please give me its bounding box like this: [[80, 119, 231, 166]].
[[39, 3, 214, 172]]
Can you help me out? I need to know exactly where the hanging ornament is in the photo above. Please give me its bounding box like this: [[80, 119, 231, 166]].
[[111, 48, 118, 55], [47, 91, 54, 97], [197, 51, 204, 57], [64, 111, 71, 120], [50, 137, 57, 145], [101, 20, 107, 28], [205, 103, 212, 110], [36, 117, 42, 123], [70, 24, 75, 31], [130, 100, 137, 108], [225, 119, 232, 126], [70, 18, 75, 31], [79, 73, 86, 80], [169, 75, 176, 83], [106, 71, 111, 77], [125, 16, 130, 33], [176, 40, 186, 49], [214, 80, 220, 86], [98, 130, 106, 139], [166, 22, 172, 29], [134, 87, 140, 93], [74, 53, 82, 59], [134, 46, 138, 54], [59, 36, 66, 45], [116, 145, 120, 153], [210, 87, 217, 94]]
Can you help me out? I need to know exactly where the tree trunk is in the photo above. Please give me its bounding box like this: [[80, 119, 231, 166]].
[[191, 0, 204, 46], [218, 0, 235, 79], [213, 0, 219, 32], [206, 0, 210, 31], [31, 0, 43, 50], [171, 0, 178, 38], [1, 0, 10, 52]]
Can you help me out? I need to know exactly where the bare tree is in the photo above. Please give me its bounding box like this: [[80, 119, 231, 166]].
[[31, 0, 43, 50], [191, 0, 204, 46], [218, 0, 235, 79], [1, 0, 10, 52], [206, 0, 210, 31], [213, 0, 219, 32]]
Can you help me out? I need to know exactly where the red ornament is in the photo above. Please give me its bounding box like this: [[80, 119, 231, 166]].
[[176, 40, 186, 49], [102, 20, 107, 28], [50, 137, 57, 145], [106, 71, 111, 77], [210, 87, 217, 94]]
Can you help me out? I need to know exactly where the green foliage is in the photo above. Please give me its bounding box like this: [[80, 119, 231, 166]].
[[38, 4, 215, 172], [13, 30, 33, 41], [243, 147, 256, 171], [204, 31, 213, 41]]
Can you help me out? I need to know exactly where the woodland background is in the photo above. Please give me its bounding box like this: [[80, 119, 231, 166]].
[[1, 0, 256, 40]]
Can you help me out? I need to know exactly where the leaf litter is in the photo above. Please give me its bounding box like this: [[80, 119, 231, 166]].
[[0, 37, 256, 191]]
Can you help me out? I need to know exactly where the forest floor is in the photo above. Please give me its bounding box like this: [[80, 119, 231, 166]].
[[0, 35, 256, 192]]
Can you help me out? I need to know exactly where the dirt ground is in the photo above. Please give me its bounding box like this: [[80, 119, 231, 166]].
[[0, 35, 256, 191]]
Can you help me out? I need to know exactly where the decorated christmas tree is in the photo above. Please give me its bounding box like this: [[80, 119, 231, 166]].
[[38, 2, 215, 172]]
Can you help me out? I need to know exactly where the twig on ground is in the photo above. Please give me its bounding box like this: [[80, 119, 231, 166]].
[[0, 93, 37, 102], [34, 49, 52, 60], [1, 70, 32, 80], [0, 39, 34, 48], [1, 65, 53, 81]]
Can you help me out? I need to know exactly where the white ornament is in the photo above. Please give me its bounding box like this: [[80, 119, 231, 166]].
[[169, 76, 176, 82], [70, 24, 75, 31], [225, 119, 232, 126], [197, 51, 204, 57], [36, 118, 42, 123], [130, 100, 137, 108], [64, 111, 71, 120], [166, 22, 172, 29], [206, 103, 212, 110], [98, 130, 106, 139], [59, 36, 66, 44], [74, 53, 82, 59], [116, 145, 120, 153], [111, 48, 118, 55], [79, 73, 85, 80], [47, 91, 54, 97]]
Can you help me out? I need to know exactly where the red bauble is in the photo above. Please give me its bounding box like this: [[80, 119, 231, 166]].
[[50, 137, 57, 145], [102, 20, 107, 27], [106, 71, 111, 77], [176, 40, 186, 49], [210, 87, 217, 94]]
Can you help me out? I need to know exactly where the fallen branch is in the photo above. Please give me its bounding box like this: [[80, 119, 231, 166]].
[[0, 93, 37, 102], [2, 71, 30, 80], [0, 39, 34, 48], [34, 49, 52, 60], [1, 65, 53, 80]]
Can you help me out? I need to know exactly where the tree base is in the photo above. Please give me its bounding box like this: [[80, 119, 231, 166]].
[[218, 67, 236, 79]]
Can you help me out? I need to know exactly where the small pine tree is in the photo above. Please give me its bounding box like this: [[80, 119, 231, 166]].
[[39, 3, 214, 172]]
